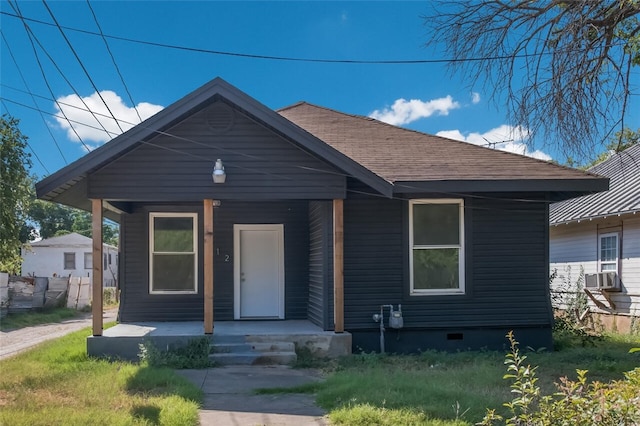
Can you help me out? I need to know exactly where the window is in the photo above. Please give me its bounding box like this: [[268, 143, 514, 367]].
[[84, 252, 92, 269], [409, 199, 464, 294], [64, 252, 76, 270], [599, 232, 619, 273], [149, 213, 197, 294]]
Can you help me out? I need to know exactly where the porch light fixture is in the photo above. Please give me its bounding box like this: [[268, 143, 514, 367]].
[[212, 159, 226, 184]]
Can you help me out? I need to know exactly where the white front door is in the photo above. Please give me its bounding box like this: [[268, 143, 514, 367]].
[[234, 224, 284, 319]]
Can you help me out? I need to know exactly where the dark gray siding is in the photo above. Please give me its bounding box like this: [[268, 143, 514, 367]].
[[343, 196, 553, 331], [88, 101, 345, 201], [119, 200, 309, 322], [308, 201, 333, 330], [119, 204, 205, 322], [343, 199, 405, 328]]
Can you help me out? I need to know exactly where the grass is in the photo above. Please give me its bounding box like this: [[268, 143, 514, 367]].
[[0, 325, 202, 426], [0, 307, 81, 331], [259, 333, 640, 426]]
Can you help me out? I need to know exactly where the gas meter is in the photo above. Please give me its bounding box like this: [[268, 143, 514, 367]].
[[389, 306, 403, 329]]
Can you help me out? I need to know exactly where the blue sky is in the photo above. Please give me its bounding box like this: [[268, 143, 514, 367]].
[[2, 1, 637, 179]]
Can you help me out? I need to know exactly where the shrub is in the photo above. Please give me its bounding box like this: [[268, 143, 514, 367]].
[[479, 331, 640, 426]]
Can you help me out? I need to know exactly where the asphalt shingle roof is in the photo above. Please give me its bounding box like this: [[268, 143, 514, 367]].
[[279, 102, 603, 183], [550, 144, 640, 225]]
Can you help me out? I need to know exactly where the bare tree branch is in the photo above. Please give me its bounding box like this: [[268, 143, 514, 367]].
[[423, 0, 640, 162]]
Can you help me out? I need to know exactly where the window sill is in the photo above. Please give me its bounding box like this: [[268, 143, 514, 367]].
[[150, 291, 198, 295], [410, 290, 465, 296]]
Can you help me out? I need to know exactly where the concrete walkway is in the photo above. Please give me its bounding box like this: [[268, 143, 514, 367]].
[[0, 308, 117, 360], [176, 365, 328, 426]]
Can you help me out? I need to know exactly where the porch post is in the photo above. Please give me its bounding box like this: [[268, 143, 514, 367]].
[[91, 199, 103, 336], [203, 199, 214, 334], [333, 199, 344, 333]]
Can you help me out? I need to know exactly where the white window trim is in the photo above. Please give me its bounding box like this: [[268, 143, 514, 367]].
[[598, 232, 619, 274], [149, 212, 198, 295], [409, 199, 465, 295]]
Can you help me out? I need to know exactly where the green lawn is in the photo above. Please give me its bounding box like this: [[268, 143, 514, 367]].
[[0, 325, 202, 426], [0, 307, 81, 331], [271, 333, 640, 425]]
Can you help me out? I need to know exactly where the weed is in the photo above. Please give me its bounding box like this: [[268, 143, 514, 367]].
[[138, 337, 213, 369], [479, 331, 640, 426]]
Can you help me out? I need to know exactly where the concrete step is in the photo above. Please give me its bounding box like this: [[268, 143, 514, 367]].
[[209, 338, 297, 365], [212, 341, 295, 354], [210, 351, 297, 366]]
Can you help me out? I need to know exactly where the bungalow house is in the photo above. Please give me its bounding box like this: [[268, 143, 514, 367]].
[[21, 232, 118, 287], [35, 78, 607, 354], [550, 144, 640, 332]]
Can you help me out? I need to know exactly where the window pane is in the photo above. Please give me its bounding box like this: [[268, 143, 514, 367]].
[[413, 248, 459, 290], [413, 204, 459, 245], [152, 254, 195, 291], [601, 263, 617, 271], [64, 253, 75, 269], [84, 253, 92, 269], [154, 217, 194, 252], [600, 236, 617, 262]]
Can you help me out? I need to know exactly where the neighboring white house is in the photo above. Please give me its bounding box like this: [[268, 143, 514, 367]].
[[550, 144, 640, 331], [21, 232, 119, 287]]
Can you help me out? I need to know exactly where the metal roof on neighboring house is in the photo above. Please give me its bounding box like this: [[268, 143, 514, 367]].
[[550, 144, 640, 225]]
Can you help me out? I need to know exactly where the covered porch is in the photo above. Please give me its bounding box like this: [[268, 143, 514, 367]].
[[87, 319, 351, 362]]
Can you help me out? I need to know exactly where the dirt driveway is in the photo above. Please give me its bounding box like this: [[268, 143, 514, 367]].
[[0, 309, 117, 360]]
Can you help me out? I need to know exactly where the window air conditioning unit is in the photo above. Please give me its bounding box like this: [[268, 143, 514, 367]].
[[584, 272, 619, 291]]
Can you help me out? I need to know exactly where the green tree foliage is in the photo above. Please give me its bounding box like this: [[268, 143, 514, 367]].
[[423, 1, 640, 162], [27, 200, 119, 246], [566, 127, 639, 169], [0, 115, 32, 273]]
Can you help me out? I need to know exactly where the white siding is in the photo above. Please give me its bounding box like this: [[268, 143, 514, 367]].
[[21, 234, 118, 288], [549, 214, 640, 315]]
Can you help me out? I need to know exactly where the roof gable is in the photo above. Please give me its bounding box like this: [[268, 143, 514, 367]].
[[30, 232, 92, 246], [550, 144, 640, 224], [36, 78, 392, 208]]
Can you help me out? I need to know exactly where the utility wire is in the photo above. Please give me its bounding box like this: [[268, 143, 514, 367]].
[[86, 0, 142, 123], [0, 99, 51, 175], [41, 0, 125, 134], [7, 1, 69, 164], [9, 0, 114, 149], [1, 29, 61, 171], [8, 0, 87, 157], [2, 92, 566, 210], [0, 10, 612, 65], [20, 22, 114, 142]]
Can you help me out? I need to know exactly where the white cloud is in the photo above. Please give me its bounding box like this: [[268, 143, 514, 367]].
[[436, 124, 552, 161], [54, 91, 163, 147], [369, 96, 460, 126], [471, 92, 481, 104]]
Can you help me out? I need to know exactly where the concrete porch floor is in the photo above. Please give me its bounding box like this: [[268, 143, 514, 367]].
[[88, 320, 352, 361]]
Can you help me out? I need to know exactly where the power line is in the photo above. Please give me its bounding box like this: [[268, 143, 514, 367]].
[[7, 1, 69, 164], [10, 0, 123, 150], [0, 99, 51, 175], [8, 0, 89, 156], [1, 29, 61, 173], [0, 10, 610, 66], [2, 92, 561, 209], [41, 0, 124, 134], [85, 0, 142, 123]]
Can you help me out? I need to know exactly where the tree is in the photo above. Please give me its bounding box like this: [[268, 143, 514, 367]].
[[0, 115, 32, 274], [27, 200, 119, 246], [423, 1, 640, 162], [566, 127, 639, 168]]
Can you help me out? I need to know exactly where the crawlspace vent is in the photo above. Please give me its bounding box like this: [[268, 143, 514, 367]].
[[206, 103, 235, 134]]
